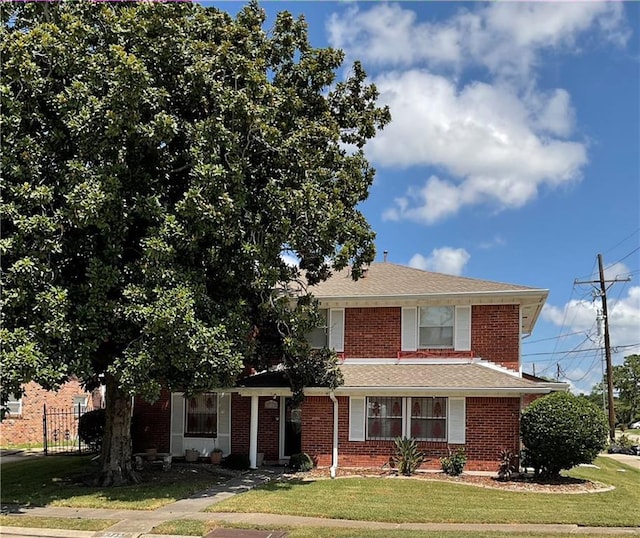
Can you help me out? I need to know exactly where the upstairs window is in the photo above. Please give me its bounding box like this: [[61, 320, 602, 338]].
[[73, 395, 88, 417], [307, 309, 329, 349], [419, 306, 454, 348], [185, 393, 217, 438], [6, 394, 22, 416]]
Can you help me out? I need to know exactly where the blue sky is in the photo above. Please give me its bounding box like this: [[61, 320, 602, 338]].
[[213, 1, 639, 394]]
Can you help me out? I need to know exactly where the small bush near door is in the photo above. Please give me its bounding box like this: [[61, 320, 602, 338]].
[[221, 453, 250, 470], [440, 447, 466, 476], [288, 452, 313, 472]]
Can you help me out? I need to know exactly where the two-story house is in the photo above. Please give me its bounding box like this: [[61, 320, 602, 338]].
[[132, 262, 566, 471]]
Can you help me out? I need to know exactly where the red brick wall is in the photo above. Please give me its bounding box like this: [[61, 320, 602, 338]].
[[344, 307, 401, 358], [465, 397, 521, 469], [0, 379, 99, 446], [301, 396, 334, 466], [230, 395, 281, 462], [300, 396, 520, 471], [132, 390, 171, 453], [471, 304, 520, 372]]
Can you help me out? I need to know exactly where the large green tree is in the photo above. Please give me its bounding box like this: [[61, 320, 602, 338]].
[[1, 2, 390, 485], [613, 354, 640, 425]]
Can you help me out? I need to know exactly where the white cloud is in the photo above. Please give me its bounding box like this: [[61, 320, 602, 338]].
[[374, 71, 587, 223], [478, 235, 506, 250], [542, 282, 640, 359], [408, 247, 470, 276], [327, 2, 629, 78]]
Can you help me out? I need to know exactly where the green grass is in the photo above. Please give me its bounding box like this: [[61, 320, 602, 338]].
[[0, 515, 116, 531], [0, 455, 227, 510], [152, 520, 630, 538], [208, 457, 640, 527]]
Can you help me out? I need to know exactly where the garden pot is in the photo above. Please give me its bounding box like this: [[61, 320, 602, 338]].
[[144, 447, 157, 461], [185, 449, 199, 463], [210, 451, 222, 465]]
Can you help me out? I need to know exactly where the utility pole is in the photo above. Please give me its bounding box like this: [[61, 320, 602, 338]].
[[575, 254, 631, 441]]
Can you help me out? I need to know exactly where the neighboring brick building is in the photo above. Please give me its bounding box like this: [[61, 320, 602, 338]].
[[132, 262, 566, 471], [0, 379, 102, 446]]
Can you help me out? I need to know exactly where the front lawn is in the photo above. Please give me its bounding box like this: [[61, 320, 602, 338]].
[[0, 515, 117, 532], [0, 455, 227, 510], [208, 457, 640, 527]]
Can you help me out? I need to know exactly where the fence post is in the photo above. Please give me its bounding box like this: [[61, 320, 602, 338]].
[[43, 403, 48, 456]]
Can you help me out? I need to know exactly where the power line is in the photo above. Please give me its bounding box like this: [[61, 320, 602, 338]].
[[522, 330, 588, 345], [523, 342, 640, 358]]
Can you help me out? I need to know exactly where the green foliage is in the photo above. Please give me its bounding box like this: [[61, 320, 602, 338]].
[[440, 448, 466, 476], [288, 452, 314, 472], [520, 392, 608, 478], [221, 453, 251, 471], [0, 1, 389, 478], [615, 433, 635, 450], [613, 355, 640, 425], [78, 409, 106, 451], [497, 449, 518, 481], [392, 437, 425, 476]]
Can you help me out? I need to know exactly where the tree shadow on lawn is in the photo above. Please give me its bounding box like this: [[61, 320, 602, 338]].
[[0, 456, 232, 510]]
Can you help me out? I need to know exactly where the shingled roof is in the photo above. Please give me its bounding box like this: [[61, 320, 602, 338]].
[[303, 262, 547, 334], [235, 360, 566, 396], [309, 262, 540, 298]]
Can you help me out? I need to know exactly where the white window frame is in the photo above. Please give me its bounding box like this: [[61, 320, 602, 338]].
[[6, 394, 22, 416], [72, 395, 88, 417], [364, 396, 448, 442], [307, 309, 329, 349], [418, 306, 454, 349], [307, 308, 344, 352], [408, 397, 447, 442], [184, 393, 219, 439]]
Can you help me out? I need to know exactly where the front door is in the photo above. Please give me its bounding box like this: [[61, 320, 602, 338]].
[[280, 397, 302, 459]]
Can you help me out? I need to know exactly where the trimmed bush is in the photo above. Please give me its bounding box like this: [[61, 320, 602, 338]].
[[221, 453, 250, 470], [392, 437, 425, 476], [288, 452, 314, 472], [520, 391, 608, 478], [440, 447, 466, 476], [78, 408, 105, 451]]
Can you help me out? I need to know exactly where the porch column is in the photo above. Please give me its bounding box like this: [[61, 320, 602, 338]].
[[329, 392, 339, 478], [249, 395, 259, 469]]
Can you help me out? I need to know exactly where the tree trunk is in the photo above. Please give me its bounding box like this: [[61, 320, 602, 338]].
[[99, 375, 139, 486]]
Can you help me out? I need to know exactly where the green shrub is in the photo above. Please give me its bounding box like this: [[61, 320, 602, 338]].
[[520, 391, 608, 478], [221, 453, 250, 470], [497, 449, 518, 481], [78, 409, 105, 451], [288, 452, 314, 472], [616, 434, 635, 449], [392, 437, 425, 476], [440, 447, 466, 476]]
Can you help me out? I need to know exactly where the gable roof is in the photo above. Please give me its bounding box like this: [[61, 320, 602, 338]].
[[310, 262, 539, 297], [306, 262, 548, 334]]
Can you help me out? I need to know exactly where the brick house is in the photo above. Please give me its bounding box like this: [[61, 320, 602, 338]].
[[132, 263, 566, 471], [0, 378, 102, 446]]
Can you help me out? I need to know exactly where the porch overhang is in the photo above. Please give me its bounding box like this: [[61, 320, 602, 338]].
[[233, 360, 568, 397]]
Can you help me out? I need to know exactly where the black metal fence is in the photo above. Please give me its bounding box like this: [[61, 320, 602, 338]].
[[42, 403, 89, 455]]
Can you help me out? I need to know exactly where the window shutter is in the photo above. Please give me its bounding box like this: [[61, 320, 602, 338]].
[[448, 397, 466, 444], [329, 308, 345, 352], [454, 306, 471, 351], [349, 397, 366, 441], [401, 307, 418, 351], [216, 393, 231, 455], [170, 393, 185, 456]]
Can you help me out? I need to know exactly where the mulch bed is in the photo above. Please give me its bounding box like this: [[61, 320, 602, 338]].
[[285, 467, 610, 494]]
